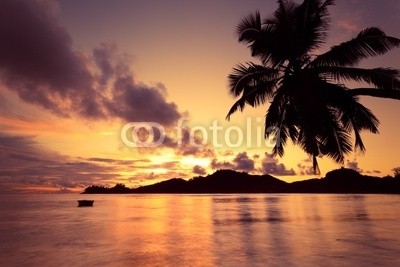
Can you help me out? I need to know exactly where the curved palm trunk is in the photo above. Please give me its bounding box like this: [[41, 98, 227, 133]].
[[350, 88, 400, 100]]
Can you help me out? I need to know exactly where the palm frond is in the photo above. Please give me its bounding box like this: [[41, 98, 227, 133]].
[[298, 128, 320, 161], [318, 81, 379, 152], [311, 27, 400, 67], [271, 105, 299, 157], [264, 0, 299, 25], [353, 128, 365, 152], [264, 88, 290, 156], [226, 79, 279, 120], [320, 0, 335, 10], [314, 66, 400, 89], [237, 11, 262, 44], [294, 0, 334, 54], [226, 97, 246, 120], [350, 102, 380, 133], [318, 108, 353, 163], [256, 0, 301, 66], [349, 87, 400, 100], [264, 88, 287, 138], [248, 24, 281, 65], [269, 120, 289, 157], [228, 63, 280, 96]]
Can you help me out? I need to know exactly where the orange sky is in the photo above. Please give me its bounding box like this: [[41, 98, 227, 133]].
[[0, 0, 400, 193]]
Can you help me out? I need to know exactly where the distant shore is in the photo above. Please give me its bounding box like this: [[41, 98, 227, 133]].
[[83, 168, 400, 194]]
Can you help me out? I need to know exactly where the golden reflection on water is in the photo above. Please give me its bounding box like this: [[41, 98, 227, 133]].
[[1, 194, 399, 266], [102, 195, 216, 266]]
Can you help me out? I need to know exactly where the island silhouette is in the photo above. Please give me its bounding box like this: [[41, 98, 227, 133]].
[[83, 168, 400, 194]]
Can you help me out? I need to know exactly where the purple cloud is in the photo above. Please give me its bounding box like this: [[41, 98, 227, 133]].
[[105, 74, 181, 125], [297, 158, 315, 175], [346, 160, 385, 175], [210, 151, 255, 172], [155, 127, 216, 157], [193, 165, 207, 176], [346, 160, 363, 173], [0, 133, 116, 191], [0, 0, 182, 126], [0, 0, 97, 117], [233, 152, 255, 172], [261, 153, 295, 176], [0, 132, 194, 191], [210, 158, 235, 170]]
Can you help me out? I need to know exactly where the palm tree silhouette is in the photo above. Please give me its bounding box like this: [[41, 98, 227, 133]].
[[226, 0, 400, 172]]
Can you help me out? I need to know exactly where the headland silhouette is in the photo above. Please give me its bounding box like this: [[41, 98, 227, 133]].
[[83, 168, 400, 194]]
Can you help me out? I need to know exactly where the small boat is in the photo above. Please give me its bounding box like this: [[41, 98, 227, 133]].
[[77, 200, 94, 207]]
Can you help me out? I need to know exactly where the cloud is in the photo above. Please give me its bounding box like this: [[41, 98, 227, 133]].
[[365, 170, 381, 174], [392, 167, 400, 177], [0, 0, 182, 126], [130, 170, 189, 183], [232, 152, 255, 172], [210, 151, 255, 172], [297, 158, 315, 175], [210, 158, 235, 170], [93, 43, 117, 86], [346, 160, 363, 173], [0, 132, 195, 191], [0, 0, 96, 117], [261, 153, 295, 176], [211, 152, 293, 176], [0, 133, 168, 191], [331, 1, 400, 43], [82, 157, 150, 166], [157, 126, 216, 157], [193, 165, 207, 176], [337, 19, 361, 34], [0, 134, 114, 190], [104, 63, 181, 125], [0, 130, 216, 192], [222, 150, 234, 156], [346, 160, 384, 175]]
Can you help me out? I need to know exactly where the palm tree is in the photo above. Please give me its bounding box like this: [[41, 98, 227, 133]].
[[226, 0, 400, 172]]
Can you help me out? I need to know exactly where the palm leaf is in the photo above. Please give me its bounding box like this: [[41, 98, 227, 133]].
[[353, 128, 365, 152], [237, 11, 262, 44], [294, 0, 334, 54], [310, 27, 400, 67], [318, 107, 353, 163], [319, 81, 379, 151], [264, 0, 299, 25], [226, 79, 279, 120], [314, 66, 400, 89], [349, 102, 380, 133], [228, 63, 280, 96], [257, 0, 301, 66], [298, 128, 320, 162]]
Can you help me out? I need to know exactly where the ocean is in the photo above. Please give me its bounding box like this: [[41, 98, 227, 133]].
[[0, 194, 399, 266]]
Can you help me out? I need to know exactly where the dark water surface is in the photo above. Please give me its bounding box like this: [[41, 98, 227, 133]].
[[0, 194, 399, 266]]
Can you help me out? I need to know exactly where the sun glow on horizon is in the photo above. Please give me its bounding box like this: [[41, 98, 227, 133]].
[[0, 0, 399, 192], [181, 157, 210, 167]]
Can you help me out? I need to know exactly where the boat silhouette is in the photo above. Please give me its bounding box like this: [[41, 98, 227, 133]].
[[77, 200, 94, 207]]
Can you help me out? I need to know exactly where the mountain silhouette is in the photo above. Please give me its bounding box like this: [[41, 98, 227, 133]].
[[83, 168, 400, 194]]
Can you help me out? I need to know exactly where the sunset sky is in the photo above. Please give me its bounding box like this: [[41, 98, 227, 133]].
[[1, 0, 400, 193]]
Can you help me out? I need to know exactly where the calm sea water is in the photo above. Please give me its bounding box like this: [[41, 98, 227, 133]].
[[0, 194, 399, 266]]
